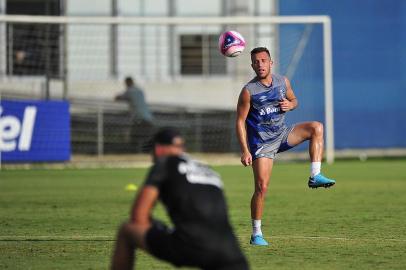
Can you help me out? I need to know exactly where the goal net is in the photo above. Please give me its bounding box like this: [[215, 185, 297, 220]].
[[0, 15, 334, 163]]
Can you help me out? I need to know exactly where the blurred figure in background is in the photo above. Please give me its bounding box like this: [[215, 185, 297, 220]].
[[116, 76, 155, 152], [115, 76, 154, 125]]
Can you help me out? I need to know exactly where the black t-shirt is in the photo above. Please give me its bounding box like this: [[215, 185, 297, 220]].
[[144, 154, 236, 249]]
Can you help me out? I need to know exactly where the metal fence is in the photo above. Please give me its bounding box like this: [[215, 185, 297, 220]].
[[70, 99, 238, 155]]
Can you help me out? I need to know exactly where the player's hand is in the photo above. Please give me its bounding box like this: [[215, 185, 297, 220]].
[[279, 98, 292, 112], [241, 152, 252, 167]]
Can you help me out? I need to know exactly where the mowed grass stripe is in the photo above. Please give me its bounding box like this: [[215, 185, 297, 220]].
[[1, 235, 406, 242]]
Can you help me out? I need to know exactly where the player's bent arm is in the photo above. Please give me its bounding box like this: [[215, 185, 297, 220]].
[[284, 77, 298, 110], [236, 89, 253, 166], [236, 88, 251, 154], [130, 185, 159, 226]]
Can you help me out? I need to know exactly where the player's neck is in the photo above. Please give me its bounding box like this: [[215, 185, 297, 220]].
[[258, 74, 273, 87]]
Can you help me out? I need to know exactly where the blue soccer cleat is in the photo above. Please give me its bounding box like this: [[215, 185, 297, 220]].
[[308, 173, 335, 189], [250, 235, 269, 246]]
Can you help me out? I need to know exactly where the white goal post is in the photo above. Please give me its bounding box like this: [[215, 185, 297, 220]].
[[0, 15, 334, 164]]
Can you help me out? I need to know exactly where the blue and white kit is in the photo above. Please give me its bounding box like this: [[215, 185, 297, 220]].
[[244, 73, 294, 159]]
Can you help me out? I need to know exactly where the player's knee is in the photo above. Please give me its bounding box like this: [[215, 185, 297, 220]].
[[311, 121, 323, 137], [255, 181, 268, 195]]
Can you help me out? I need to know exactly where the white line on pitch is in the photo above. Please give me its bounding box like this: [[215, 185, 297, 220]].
[[271, 235, 406, 242], [1, 235, 406, 242], [0, 235, 113, 240], [237, 234, 406, 243]]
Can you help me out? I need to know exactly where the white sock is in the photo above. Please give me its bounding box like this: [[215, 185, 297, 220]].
[[252, 219, 262, 236], [311, 162, 321, 177]]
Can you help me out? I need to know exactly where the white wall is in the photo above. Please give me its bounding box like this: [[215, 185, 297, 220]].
[[0, 0, 278, 110], [0, 0, 5, 77], [67, 0, 112, 15], [64, 0, 255, 83]]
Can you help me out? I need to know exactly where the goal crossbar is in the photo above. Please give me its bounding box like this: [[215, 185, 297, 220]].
[[0, 15, 330, 25]]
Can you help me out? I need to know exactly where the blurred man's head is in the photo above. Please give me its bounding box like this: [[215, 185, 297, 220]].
[[125, 76, 135, 87], [151, 128, 184, 161]]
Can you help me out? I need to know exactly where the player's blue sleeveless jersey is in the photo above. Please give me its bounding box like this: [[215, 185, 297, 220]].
[[244, 73, 288, 153]]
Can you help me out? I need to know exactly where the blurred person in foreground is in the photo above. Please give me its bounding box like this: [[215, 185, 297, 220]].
[[111, 128, 249, 270], [236, 47, 336, 246]]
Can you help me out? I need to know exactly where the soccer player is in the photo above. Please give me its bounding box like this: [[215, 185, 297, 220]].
[[111, 128, 249, 270], [236, 47, 335, 246]]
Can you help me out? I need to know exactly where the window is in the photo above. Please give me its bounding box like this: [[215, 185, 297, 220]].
[[180, 34, 226, 75], [6, 0, 62, 77]]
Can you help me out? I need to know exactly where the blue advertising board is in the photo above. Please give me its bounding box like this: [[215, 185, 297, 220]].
[[0, 100, 71, 162]]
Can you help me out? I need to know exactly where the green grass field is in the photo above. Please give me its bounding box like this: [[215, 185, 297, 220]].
[[1, 159, 406, 269]]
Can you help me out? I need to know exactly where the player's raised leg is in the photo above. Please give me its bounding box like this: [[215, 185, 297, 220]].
[[286, 121, 335, 188], [250, 157, 273, 245]]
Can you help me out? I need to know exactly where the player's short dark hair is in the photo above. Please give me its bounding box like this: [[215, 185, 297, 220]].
[[142, 127, 182, 152], [153, 127, 182, 146], [124, 76, 134, 87], [250, 47, 271, 58]]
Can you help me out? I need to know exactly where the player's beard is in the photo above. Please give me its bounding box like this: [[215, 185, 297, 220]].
[[256, 68, 270, 79]]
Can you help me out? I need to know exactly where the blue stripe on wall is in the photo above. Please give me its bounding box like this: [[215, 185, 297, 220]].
[[279, 0, 406, 148]]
